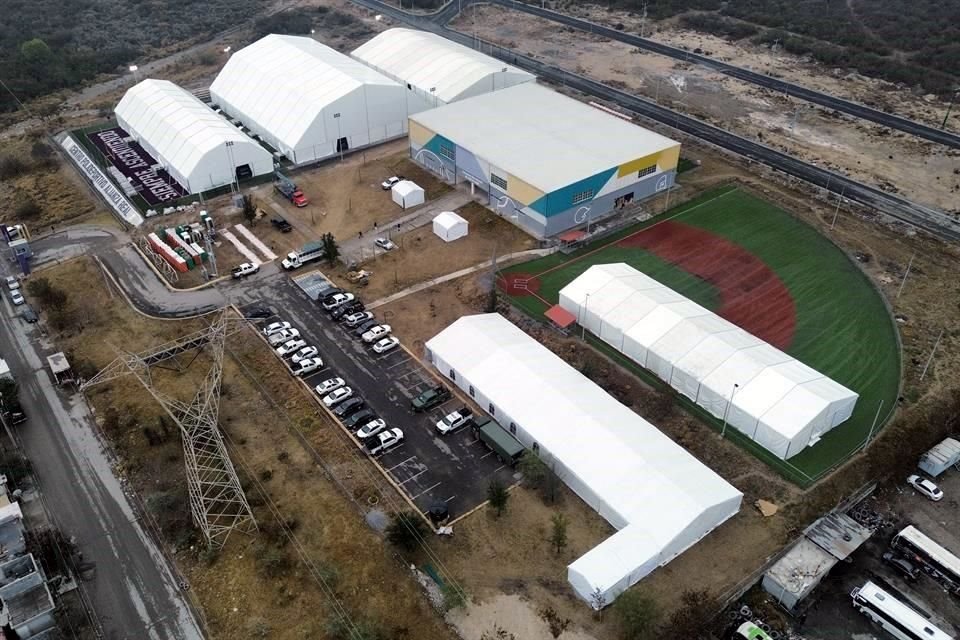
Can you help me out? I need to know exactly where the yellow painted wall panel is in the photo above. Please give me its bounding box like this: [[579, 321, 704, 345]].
[[616, 144, 682, 177], [506, 173, 544, 206], [617, 152, 660, 178], [657, 145, 681, 171], [408, 120, 433, 147]]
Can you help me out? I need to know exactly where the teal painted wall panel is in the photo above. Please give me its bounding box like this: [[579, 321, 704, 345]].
[[529, 167, 617, 217]]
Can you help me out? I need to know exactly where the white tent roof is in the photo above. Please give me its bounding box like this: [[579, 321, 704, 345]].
[[426, 314, 741, 604], [115, 79, 272, 193], [393, 180, 423, 198], [559, 264, 859, 460], [351, 28, 535, 103], [210, 34, 399, 155], [433, 210, 466, 230], [409, 83, 680, 193]]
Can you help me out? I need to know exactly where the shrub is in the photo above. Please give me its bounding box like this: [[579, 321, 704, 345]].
[[14, 199, 41, 219], [0, 156, 29, 180], [385, 511, 427, 553], [614, 590, 659, 640]]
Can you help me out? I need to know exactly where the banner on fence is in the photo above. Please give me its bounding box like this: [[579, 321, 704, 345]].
[[60, 134, 144, 227]]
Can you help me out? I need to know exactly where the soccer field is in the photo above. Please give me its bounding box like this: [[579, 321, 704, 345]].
[[501, 185, 901, 485]]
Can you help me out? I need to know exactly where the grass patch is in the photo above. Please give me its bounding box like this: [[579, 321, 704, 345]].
[[503, 186, 900, 485]]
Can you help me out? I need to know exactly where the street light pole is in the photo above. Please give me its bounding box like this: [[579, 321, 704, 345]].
[[333, 113, 343, 161], [941, 88, 959, 130], [581, 293, 590, 340], [720, 383, 739, 438]]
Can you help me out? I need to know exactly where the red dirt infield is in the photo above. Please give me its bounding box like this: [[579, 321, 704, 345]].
[[498, 272, 542, 297], [619, 221, 797, 349]]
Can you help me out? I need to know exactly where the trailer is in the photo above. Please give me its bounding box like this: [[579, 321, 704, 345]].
[[918, 438, 960, 478], [474, 417, 524, 465]]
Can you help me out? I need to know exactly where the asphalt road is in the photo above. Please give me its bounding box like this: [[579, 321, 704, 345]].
[[220, 270, 518, 519], [467, 0, 960, 150], [0, 291, 203, 639], [351, 0, 960, 243]]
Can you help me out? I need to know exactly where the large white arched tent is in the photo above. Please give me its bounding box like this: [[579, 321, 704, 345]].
[[351, 28, 535, 113], [115, 79, 273, 194], [210, 34, 407, 165], [426, 314, 741, 606], [559, 264, 859, 460]]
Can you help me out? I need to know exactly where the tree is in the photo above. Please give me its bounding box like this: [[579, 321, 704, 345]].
[[487, 479, 509, 518], [241, 195, 257, 226], [26, 278, 68, 312], [20, 38, 55, 65], [519, 451, 562, 504], [589, 587, 608, 619], [663, 589, 716, 636], [614, 590, 659, 640], [321, 232, 340, 265], [549, 513, 568, 556], [385, 511, 426, 553]]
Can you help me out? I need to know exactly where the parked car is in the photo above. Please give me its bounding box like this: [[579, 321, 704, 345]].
[[343, 408, 376, 429], [368, 428, 404, 455], [333, 397, 365, 418], [331, 300, 364, 321], [21, 306, 38, 323], [374, 237, 396, 251], [271, 217, 293, 233], [362, 324, 392, 343], [319, 288, 344, 304], [292, 357, 324, 377], [290, 346, 319, 364], [262, 321, 291, 337], [5, 276, 19, 291], [276, 339, 307, 357], [356, 418, 387, 440], [343, 311, 374, 327], [371, 336, 400, 354], [353, 320, 379, 338], [906, 474, 943, 501], [882, 552, 920, 581], [315, 377, 345, 396], [268, 328, 300, 346], [322, 293, 355, 311], [381, 176, 404, 190], [411, 385, 451, 412], [232, 262, 259, 278], [243, 306, 273, 319], [9, 288, 24, 306], [323, 386, 354, 407], [436, 407, 473, 435]]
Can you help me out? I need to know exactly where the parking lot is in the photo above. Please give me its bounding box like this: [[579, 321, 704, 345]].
[[797, 472, 960, 639], [229, 269, 518, 519]]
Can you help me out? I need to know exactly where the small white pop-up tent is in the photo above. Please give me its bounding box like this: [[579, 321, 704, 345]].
[[432, 211, 468, 242], [392, 180, 425, 209]]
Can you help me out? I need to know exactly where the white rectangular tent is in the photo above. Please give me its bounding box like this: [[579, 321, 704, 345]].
[[392, 180, 424, 209], [559, 264, 859, 460], [426, 314, 742, 605], [432, 211, 468, 242]]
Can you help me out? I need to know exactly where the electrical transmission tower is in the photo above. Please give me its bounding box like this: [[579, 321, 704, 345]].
[[81, 310, 256, 547]]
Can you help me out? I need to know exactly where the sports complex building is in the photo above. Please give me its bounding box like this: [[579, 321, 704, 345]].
[[115, 79, 273, 194], [351, 28, 535, 113], [426, 313, 742, 605], [211, 34, 409, 165], [408, 83, 681, 238]]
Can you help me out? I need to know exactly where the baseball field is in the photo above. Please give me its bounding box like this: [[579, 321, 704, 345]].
[[500, 184, 901, 486]]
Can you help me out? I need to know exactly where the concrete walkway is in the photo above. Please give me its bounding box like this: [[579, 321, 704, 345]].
[[339, 190, 474, 265], [366, 247, 556, 309]]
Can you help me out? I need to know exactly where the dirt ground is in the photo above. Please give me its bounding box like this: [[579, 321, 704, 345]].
[[35, 257, 457, 640], [328, 201, 538, 302], [263, 142, 453, 244], [451, 5, 960, 213]]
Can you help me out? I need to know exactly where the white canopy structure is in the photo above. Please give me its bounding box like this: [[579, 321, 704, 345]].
[[559, 264, 859, 460], [392, 180, 424, 209], [351, 28, 535, 113], [116, 79, 273, 194], [210, 34, 407, 165], [432, 211, 468, 242], [426, 314, 741, 605]]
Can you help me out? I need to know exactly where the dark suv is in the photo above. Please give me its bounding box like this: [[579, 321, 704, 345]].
[[882, 551, 920, 581]]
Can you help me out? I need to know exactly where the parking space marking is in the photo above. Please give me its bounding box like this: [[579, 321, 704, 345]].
[[399, 468, 429, 485], [384, 357, 412, 371], [386, 456, 416, 472], [443, 495, 457, 503], [410, 482, 442, 500]]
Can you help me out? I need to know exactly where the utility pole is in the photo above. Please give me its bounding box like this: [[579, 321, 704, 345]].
[[830, 185, 845, 230], [941, 88, 958, 130], [920, 329, 944, 381], [862, 399, 884, 451], [639, 1, 648, 38], [896, 253, 915, 300]]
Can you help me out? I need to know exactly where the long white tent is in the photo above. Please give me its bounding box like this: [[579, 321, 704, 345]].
[[426, 314, 742, 605], [116, 79, 273, 194], [559, 264, 859, 459], [211, 34, 407, 165], [351, 28, 535, 113]]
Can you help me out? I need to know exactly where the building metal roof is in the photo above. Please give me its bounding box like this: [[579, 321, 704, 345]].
[[922, 437, 960, 468], [804, 512, 872, 560], [409, 83, 679, 193], [765, 537, 836, 599], [351, 28, 534, 104]]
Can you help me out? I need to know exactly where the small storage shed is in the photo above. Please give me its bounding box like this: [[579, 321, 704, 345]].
[[432, 211, 468, 242], [392, 180, 424, 209], [918, 437, 960, 478]]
